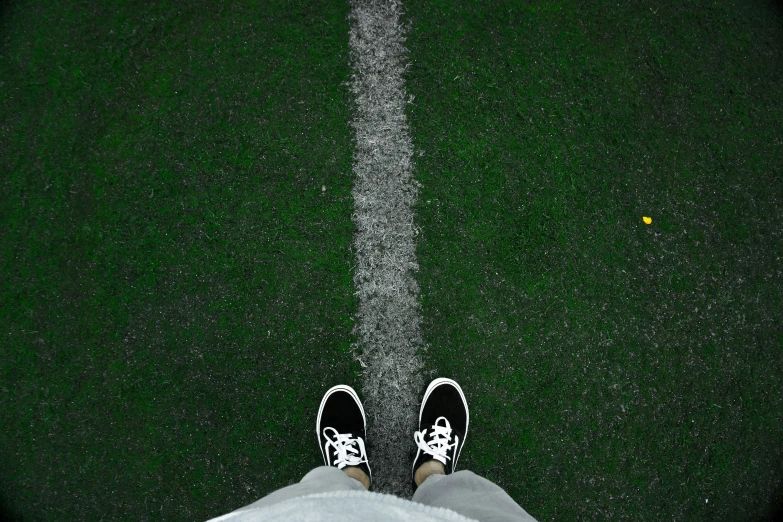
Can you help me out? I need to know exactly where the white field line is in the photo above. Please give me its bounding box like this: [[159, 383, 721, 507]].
[[348, 0, 430, 497]]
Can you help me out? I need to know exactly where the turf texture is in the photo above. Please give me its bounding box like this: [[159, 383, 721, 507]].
[[1, 0, 782, 521], [405, 0, 783, 520], [1, 0, 359, 519]]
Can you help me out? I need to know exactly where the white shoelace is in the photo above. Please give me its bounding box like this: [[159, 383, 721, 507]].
[[322, 427, 368, 469], [414, 416, 458, 466]]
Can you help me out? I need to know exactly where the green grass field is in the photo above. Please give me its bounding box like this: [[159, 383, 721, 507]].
[[2, 0, 782, 520]]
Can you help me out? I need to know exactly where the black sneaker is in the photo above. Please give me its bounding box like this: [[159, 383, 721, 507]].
[[411, 378, 469, 491]]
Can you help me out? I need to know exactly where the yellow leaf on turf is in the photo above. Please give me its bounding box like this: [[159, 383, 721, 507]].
[[643, 216, 652, 225]]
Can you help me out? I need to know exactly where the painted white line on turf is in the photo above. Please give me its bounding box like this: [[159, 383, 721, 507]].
[[348, 0, 428, 497]]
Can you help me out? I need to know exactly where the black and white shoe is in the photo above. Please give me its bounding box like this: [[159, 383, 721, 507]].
[[411, 378, 469, 491], [317, 384, 372, 489]]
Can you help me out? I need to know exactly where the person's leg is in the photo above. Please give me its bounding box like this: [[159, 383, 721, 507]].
[[231, 466, 367, 513], [412, 467, 539, 522]]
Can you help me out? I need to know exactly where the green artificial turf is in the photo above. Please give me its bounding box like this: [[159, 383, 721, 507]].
[[2, 0, 783, 521], [0, 0, 359, 520], [404, 1, 783, 521]]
